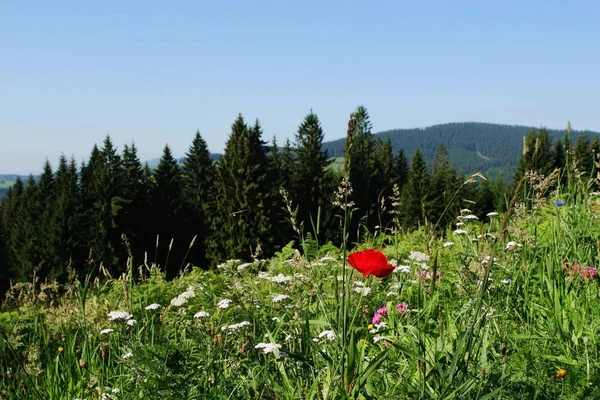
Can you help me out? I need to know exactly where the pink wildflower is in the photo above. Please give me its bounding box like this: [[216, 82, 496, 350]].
[[396, 303, 409, 313], [372, 306, 388, 325], [580, 266, 598, 280]]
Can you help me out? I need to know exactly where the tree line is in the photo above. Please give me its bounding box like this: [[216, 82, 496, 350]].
[[0, 107, 595, 296]]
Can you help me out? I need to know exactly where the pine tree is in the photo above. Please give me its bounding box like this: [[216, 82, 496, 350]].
[[427, 143, 458, 232], [49, 155, 79, 278], [574, 134, 594, 177], [393, 148, 409, 194], [291, 111, 332, 240], [370, 137, 395, 229], [344, 106, 375, 242], [401, 149, 430, 228], [207, 115, 272, 264], [182, 131, 216, 268], [154, 144, 184, 276]]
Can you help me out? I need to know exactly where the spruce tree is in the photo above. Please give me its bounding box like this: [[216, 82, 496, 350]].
[[182, 131, 215, 268], [427, 143, 458, 232], [393, 148, 409, 194], [574, 134, 594, 177], [291, 111, 332, 240], [207, 115, 272, 264], [370, 137, 395, 229], [401, 149, 430, 228], [50, 155, 79, 278], [343, 106, 375, 242], [154, 144, 184, 276]]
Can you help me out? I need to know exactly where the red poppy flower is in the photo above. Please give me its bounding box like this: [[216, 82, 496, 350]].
[[347, 249, 394, 278]]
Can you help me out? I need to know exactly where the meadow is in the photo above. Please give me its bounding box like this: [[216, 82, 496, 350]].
[[1, 172, 600, 399]]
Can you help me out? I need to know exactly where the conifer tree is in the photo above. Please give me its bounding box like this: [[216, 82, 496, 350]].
[[207, 115, 272, 264], [291, 111, 332, 240], [344, 106, 375, 242], [370, 137, 395, 229], [121, 143, 154, 266], [154, 144, 184, 275], [182, 131, 215, 268], [401, 149, 430, 228], [393, 149, 410, 194], [50, 155, 79, 278], [574, 134, 594, 177], [427, 143, 458, 231]]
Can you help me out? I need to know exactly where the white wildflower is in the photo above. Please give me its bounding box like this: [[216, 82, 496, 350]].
[[352, 281, 365, 287], [386, 291, 396, 297], [255, 342, 282, 354], [217, 299, 233, 309], [460, 208, 472, 214], [486, 211, 499, 217], [145, 303, 161, 311], [389, 258, 398, 267], [122, 352, 133, 359], [271, 274, 293, 283], [126, 319, 137, 326], [272, 317, 281, 323], [353, 287, 372, 296], [453, 229, 468, 235], [373, 336, 386, 343], [443, 241, 455, 248], [100, 328, 114, 335], [314, 330, 336, 342], [222, 321, 251, 332], [409, 251, 430, 262], [237, 262, 254, 271], [194, 311, 210, 318], [504, 241, 523, 251], [108, 311, 132, 321], [272, 294, 290, 303], [111, 388, 121, 394], [500, 279, 512, 284], [464, 214, 479, 220], [456, 222, 465, 227], [394, 265, 411, 273], [481, 256, 497, 265], [318, 256, 337, 263]]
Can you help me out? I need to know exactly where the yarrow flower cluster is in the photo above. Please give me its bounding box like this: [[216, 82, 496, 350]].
[[255, 342, 282, 354], [314, 330, 336, 342], [393, 265, 411, 273], [170, 286, 196, 307], [353, 286, 372, 296], [145, 303, 161, 311], [443, 241, 455, 248], [453, 229, 468, 235], [194, 311, 210, 318], [409, 251, 430, 263], [272, 294, 290, 303], [504, 241, 523, 251], [222, 321, 251, 333], [108, 311, 133, 322], [217, 299, 233, 309]]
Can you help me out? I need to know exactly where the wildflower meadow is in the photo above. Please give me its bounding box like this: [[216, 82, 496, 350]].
[[2, 171, 600, 400]]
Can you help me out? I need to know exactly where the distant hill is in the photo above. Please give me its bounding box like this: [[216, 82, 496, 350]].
[[145, 153, 221, 168], [322, 122, 600, 178]]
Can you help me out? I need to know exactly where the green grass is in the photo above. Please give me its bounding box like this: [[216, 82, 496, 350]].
[[2, 174, 600, 399], [0, 180, 15, 189]]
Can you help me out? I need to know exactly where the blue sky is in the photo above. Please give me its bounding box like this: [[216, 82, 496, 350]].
[[1, 1, 599, 174]]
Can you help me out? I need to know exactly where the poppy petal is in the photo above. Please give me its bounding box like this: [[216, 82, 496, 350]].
[[347, 249, 393, 278]]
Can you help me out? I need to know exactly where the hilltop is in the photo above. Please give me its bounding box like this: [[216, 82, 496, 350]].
[[322, 122, 599, 178]]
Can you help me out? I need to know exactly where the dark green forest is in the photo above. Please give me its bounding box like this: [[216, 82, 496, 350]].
[[0, 109, 597, 297], [324, 122, 600, 179]]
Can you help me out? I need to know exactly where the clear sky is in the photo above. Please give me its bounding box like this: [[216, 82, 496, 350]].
[[1, 1, 599, 174]]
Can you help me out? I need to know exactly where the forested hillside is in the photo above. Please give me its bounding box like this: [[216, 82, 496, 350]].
[[1, 110, 599, 297], [323, 122, 599, 178]]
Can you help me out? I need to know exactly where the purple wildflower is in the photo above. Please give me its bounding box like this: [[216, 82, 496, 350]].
[[372, 306, 389, 325], [396, 303, 409, 313], [554, 201, 565, 207]]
